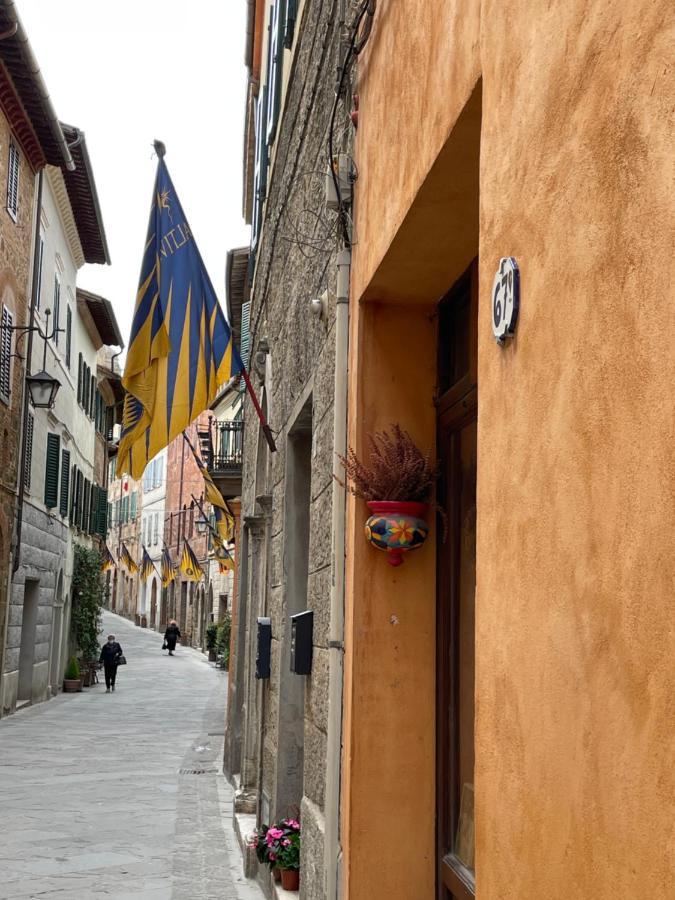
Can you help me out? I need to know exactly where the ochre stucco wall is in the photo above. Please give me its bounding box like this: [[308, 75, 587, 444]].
[[476, 2, 675, 896], [345, 0, 675, 897]]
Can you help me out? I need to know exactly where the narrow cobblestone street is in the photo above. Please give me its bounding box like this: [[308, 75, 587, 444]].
[[0, 612, 262, 900]]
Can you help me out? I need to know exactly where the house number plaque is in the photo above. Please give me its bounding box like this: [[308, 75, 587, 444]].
[[491, 257, 520, 343]]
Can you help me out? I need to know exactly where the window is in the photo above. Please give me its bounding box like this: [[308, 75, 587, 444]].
[[44, 433, 60, 508], [130, 491, 137, 520], [24, 412, 34, 490], [35, 236, 44, 310], [251, 83, 269, 254], [83, 364, 89, 412], [65, 307, 72, 369], [77, 354, 83, 404], [90, 375, 95, 419], [266, 0, 285, 145], [0, 304, 13, 404], [284, 0, 297, 47], [52, 275, 60, 346], [6, 141, 19, 221], [240, 301, 251, 371], [60, 449, 70, 518], [70, 465, 78, 523]]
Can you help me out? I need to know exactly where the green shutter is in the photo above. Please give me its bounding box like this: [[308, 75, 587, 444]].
[[82, 479, 90, 532], [266, 0, 286, 146], [130, 490, 137, 520], [77, 355, 82, 404], [44, 433, 60, 508], [60, 449, 70, 518], [252, 84, 269, 253], [89, 485, 98, 535], [76, 470, 84, 528], [70, 465, 78, 521], [107, 501, 112, 534]]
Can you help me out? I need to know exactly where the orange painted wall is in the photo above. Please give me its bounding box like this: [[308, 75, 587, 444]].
[[345, 0, 675, 897], [343, 302, 437, 898]]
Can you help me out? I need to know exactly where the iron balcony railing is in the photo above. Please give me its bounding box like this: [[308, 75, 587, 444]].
[[212, 420, 244, 472]]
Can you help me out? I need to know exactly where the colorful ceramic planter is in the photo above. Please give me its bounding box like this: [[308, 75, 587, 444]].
[[365, 500, 429, 566]]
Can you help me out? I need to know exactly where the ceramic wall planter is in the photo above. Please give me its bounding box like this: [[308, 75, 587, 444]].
[[280, 868, 300, 890], [365, 500, 429, 567]]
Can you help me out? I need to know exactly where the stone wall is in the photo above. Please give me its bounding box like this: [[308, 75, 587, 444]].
[[0, 117, 38, 711], [231, 2, 350, 897]]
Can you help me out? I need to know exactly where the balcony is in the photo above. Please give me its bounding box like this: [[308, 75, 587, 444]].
[[200, 420, 243, 500]]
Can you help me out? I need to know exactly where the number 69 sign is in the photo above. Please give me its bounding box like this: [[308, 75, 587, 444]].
[[491, 257, 520, 343]]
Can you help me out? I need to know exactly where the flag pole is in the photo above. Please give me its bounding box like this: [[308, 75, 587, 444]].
[[241, 368, 277, 452]]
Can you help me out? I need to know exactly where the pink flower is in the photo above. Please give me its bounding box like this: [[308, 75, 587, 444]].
[[269, 852, 276, 861], [284, 819, 300, 830], [282, 839, 291, 846]]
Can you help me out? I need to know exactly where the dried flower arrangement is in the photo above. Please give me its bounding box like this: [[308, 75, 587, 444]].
[[339, 424, 435, 502]]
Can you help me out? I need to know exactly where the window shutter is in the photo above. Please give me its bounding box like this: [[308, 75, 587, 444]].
[[24, 412, 34, 490], [70, 465, 78, 521], [130, 490, 137, 520], [77, 354, 82, 404], [90, 375, 96, 419], [65, 306, 72, 369], [240, 300, 251, 372], [44, 433, 60, 508], [36, 236, 44, 310], [107, 501, 112, 533], [97, 488, 108, 537], [76, 469, 84, 528], [89, 484, 97, 534], [266, 0, 286, 146], [284, 0, 297, 48], [0, 305, 13, 402], [53, 277, 60, 346], [59, 449, 70, 518], [7, 142, 19, 220]]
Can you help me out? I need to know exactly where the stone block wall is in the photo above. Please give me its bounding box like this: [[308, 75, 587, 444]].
[[231, 2, 352, 897], [0, 116, 38, 708]]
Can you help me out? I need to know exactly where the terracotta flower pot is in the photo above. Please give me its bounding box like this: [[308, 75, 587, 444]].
[[365, 500, 429, 566], [63, 678, 82, 693], [280, 868, 299, 890]]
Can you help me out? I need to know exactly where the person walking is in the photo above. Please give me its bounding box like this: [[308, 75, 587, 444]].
[[164, 620, 181, 656], [99, 634, 124, 692]]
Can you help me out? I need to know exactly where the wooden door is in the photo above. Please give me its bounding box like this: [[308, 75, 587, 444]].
[[436, 262, 478, 900]]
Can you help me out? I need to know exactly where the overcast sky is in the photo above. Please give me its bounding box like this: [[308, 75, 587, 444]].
[[19, 0, 250, 351]]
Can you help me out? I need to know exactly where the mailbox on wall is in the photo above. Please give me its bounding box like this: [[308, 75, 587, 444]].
[[290, 610, 313, 675], [256, 617, 272, 679]]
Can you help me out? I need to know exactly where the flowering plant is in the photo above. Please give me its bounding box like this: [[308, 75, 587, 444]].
[[265, 818, 301, 870], [247, 824, 272, 867]]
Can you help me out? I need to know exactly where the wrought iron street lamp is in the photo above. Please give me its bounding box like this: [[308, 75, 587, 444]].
[[0, 307, 62, 409]]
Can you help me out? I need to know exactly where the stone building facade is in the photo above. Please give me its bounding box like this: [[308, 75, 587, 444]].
[[224, 2, 352, 897]]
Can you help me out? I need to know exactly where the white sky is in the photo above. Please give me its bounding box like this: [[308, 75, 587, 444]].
[[18, 0, 250, 352]]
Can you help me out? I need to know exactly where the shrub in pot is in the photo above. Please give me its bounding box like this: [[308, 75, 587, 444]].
[[216, 612, 231, 669], [205, 622, 218, 661], [63, 656, 82, 693], [340, 424, 435, 566]]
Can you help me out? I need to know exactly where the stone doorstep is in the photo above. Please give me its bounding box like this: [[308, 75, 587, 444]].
[[234, 809, 258, 879], [272, 880, 299, 899]]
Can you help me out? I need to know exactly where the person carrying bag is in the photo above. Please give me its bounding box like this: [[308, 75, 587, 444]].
[[99, 634, 124, 692]]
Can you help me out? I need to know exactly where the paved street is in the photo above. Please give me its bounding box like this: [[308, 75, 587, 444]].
[[0, 612, 262, 900]]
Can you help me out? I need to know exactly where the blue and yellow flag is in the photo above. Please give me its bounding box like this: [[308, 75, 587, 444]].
[[120, 543, 139, 574], [140, 547, 156, 583], [101, 546, 116, 572], [118, 153, 244, 479], [183, 431, 235, 541], [179, 540, 204, 582], [161, 546, 176, 588]]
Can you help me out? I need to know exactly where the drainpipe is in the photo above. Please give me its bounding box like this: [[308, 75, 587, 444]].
[[324, 245, 350, 898]]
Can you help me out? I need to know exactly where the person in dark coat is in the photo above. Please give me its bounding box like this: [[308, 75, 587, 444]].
[[164, 620, 181, 655], [99, 634, 123, 692]]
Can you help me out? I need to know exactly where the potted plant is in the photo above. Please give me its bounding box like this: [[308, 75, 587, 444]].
[[248, 824, 281, 881], [205, 622, 218, 662], [63, 656, 82, 692], [216, 613, 231, 669], [265, 819, 301, 890], [340, 424, 435, 566]]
